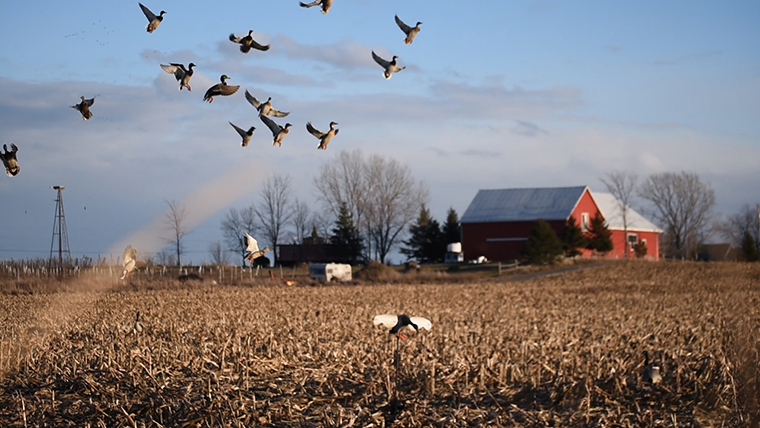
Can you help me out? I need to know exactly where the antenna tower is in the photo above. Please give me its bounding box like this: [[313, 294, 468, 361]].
[[49, 186, 72, 268]]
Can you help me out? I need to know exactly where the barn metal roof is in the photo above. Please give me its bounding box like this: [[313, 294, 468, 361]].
[[461, 186, 588, 223], [590, 191, 663, 233]]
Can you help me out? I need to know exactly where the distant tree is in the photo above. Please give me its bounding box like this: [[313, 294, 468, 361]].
[[633, 240, 648, 258], [330, 203, 363, 264], [220, 205, 257, 266], [254, 174, 295, 266], [639, 171, 715, 259], [207, 241, 230, 266], [585, 212, 613, 255], [719, 204, 760, 254], [442, 207, 462, 245], [292, 199, 311, 244], [600, 171, 638, 258], [742, 231, 760, 262], [525, 219, 564, 265], [165, 200, 188, 267], [562, 216, 586, 257], [401, 205, 444, 263]]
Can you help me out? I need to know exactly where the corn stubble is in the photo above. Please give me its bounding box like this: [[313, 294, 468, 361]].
[[0, 262, 758, 426]]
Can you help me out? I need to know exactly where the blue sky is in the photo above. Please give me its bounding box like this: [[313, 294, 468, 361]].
[[1, 0, 759, 263]]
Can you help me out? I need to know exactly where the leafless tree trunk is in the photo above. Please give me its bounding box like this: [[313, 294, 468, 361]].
[[165, 200, 188, 267], [600, 171, 638, 258], [638, 171, 715, 259], [254, 174, 294, 266], [220, 205, 257, 266], [207, 241, 230, 266], [314, 149, 428, 263], [718, 204, 760, 250], [292, 199, 311, 244]]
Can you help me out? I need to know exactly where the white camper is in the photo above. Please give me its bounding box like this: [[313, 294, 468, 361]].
[[445, 242, 464, 263], [309, 263, 352, 282]]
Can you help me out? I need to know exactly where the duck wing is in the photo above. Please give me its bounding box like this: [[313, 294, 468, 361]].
[[409, 316, 432, 331], [244, 90, 263, 109], [160, 63, 186, 80], [218, 84, 240, 96], [306, 122, 326, 138], [300, 0, 322, 8], [259, 114, 281, 136], [249, 37, 270, 52], [268, 107, 289, 117], [244, 233, 260, 253], [229, 33, 245, 43], [84, 97, 95, 107], [123, 246, 135, 266], [395, 15, 412, 35], [229, 122, 248, 138], [372, 51, 391, 68], [139, 3, 156, 22]]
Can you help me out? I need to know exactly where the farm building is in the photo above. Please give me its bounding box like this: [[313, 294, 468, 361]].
[[590, 191, 662, 261], [460, 186, 662, 261]]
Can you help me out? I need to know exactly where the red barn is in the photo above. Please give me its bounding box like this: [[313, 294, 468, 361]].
[[590, 191, 661, 261], [461, 186, 601, 261]]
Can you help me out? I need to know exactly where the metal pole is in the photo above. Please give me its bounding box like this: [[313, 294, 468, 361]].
[[58, 190, 63, 267]]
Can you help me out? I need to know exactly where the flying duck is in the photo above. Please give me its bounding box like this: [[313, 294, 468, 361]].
[[372, 51, 405, 79], [139, 3, 165, 33], [203, 75, 239, 103], [394, 15, 421, 45], [229, 122, 256, 147], [160, 63, 195, 91], [243, 233, 271, 265], [373, 314, 432, 339], [121, 246, 138, 280], [259, 114, 291, 146], [299, 0, 332, 14], [71, 96, 95, 120], [229, 30, 270, 53], [306, 121, 339, 150], [1, 144, 20, 177], [244, 90, 289, 117], [642, 351, 663, 384]]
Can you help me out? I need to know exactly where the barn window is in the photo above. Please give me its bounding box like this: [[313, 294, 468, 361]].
[[581, 213, 590, 231], [627, 233, 638, 250]]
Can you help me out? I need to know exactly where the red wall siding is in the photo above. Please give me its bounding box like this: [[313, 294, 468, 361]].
[[605, 230, 660, 260]]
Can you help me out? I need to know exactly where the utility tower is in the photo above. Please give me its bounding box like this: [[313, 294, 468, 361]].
[[49, 186, 72, 268]]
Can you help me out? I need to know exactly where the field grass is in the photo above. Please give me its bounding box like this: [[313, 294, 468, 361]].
[[0, 261, 758, 426]]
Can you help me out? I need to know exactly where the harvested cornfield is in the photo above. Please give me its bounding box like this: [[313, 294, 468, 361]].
[[0, 262, 758, 427]]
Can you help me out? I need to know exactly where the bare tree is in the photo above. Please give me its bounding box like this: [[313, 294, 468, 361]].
[[718, 204, 760, 250], [639, 172, 715, 259], [154, 248, 176, 266], [254, 174, 294, 265], [314, 149, 428, 263], [207, 241, 230, 266], [600, 171, 638, 258], [292, 199, 311, 244], [220, 205, 257, 265], [165, 200, 188, 267]]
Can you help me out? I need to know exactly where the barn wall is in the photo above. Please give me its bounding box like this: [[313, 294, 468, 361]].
[[606, 230, 660, 261], [462, 220, 566, 261]]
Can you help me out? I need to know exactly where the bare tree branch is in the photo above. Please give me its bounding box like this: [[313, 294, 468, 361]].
[[254, 174, 294, 265], [165, 200, 188, 267], [292, 199, 311, 244], [207, 241, 230, 266], [717, 204, 760, 249], [600, 171, 638, 258], [220, 205, 257, 265]]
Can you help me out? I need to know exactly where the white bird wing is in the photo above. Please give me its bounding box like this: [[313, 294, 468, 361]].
[[122, 246, 135, 266], [268, 107, 289, 118], [306, 122, 326, 138], [139, 3, 156, 22], [244, 90, 263, 109], [410, 316, 432, 331], [372, 51, 391, 69], [259, 114, 281, 136], [373, 314, 399, 330], [160, 63, 186, 80], [229, 122, 247, 138], [395, 15, 412, 35], [244, 233, 260, 253]]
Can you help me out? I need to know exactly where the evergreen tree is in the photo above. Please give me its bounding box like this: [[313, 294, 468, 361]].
[[330, 203, 363, 264], [562, 216, 586, 257], [742, 231, 760, 262], [585, 212, 613, 254], [401, 205, 445, 263], [633, 240, 648, 258], [525, 219, 564, 265], [442, 207, 462, 244]]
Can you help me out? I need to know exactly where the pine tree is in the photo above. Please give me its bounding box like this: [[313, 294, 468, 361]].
[[442, 207, 462, 244], [330, 203, 363, 264], [401, 205, 444, 263], [525, 219, 564, 265], [633, 240, 648, 258], [562, 216, 586, 257], [585, 212, 613, 255], [742, 231, 760, 262]]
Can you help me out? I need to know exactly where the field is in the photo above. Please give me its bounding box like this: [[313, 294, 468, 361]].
[[0, 262, 758, 427]]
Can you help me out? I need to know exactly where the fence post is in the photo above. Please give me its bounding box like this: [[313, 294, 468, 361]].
[[498, 262, 502, 276]]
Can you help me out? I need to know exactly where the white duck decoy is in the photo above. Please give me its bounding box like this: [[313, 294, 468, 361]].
[[1, 144, 20, 177], [244, 90, 289, 117], [394, 15, 422, 45], [229, 30, 270, 53], [139, 3, 165, 33], [371, 51, 405, 79], [120, 246, 138, 279], [160, 63, 195, 91], [306, 122, 339, 150], [243, 233, 271, 265], [229, 122, 256, 147], [373, 314, 432, 338], [203, 75, 240, 103], [300, 0, 332, 14], [127, 311, 144, 335], [71, 96, 95, 120], [259, 114, 291, 147]]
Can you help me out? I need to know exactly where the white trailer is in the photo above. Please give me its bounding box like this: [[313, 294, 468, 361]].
[[309, 263, 352, 282]]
